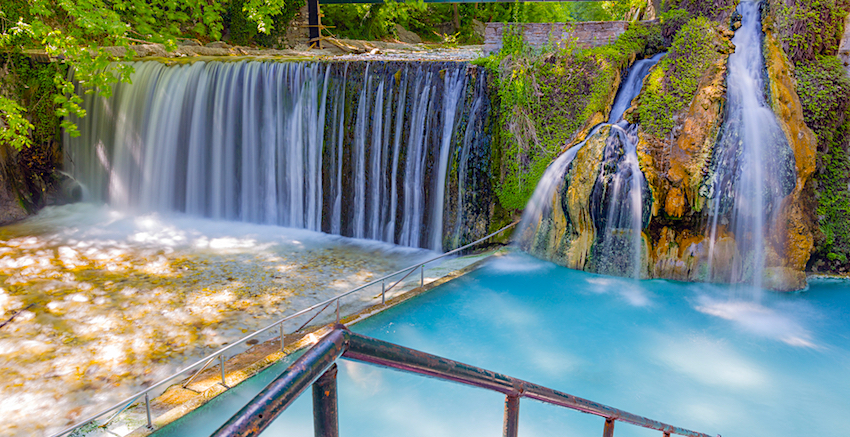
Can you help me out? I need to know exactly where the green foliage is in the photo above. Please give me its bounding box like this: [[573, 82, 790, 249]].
[[767, 0, 850, 64], [0, 0, 296, 154], [479, 19, 662, 211], [2, 54, 65, 146], [662, 0, 738, 22], [322, 1, 634, 43], [633, 16, 727, 138], [0, 97, 33, 151], [322, 0, 431, 42], [797, 56, 850, 272]]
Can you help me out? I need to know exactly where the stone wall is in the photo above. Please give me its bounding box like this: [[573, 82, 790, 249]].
[[484, 21, 631, 54]]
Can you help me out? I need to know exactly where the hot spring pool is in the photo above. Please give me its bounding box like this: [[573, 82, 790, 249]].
[[153, 251, 850, 437]]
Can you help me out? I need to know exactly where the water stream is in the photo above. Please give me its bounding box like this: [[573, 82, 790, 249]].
[[702, 0, 796, 290]]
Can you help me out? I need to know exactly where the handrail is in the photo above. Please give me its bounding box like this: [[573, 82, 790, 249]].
[[211, 325, 718, 437], [48, 222, 516, 437]]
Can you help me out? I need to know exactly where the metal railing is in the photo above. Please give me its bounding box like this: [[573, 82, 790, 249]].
[[49, 222, 516, 437], [212, 325, 718, 437]]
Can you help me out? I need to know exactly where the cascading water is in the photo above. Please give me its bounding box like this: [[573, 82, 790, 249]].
[[517, 53, 663, 278], [702, 0, 796, 290], [65, 60, 491, 252]]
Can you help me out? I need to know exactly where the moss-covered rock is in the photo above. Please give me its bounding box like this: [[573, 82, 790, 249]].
[[628, 17, 733, 283]]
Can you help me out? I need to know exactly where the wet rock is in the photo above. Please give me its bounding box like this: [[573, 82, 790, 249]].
[[762, 266, 807, 292], [0, 185, 27, 226], [665, 187, 686, 218]]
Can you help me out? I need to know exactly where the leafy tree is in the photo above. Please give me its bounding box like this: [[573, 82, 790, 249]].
[[0, 0, 287, 151]]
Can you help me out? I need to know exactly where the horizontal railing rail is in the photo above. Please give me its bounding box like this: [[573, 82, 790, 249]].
[[212, 325, 718, 437], [49, 223, 516, 437]]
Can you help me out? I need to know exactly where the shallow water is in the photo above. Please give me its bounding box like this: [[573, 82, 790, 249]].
[[0, 204, 434, 437], [157, 251, 850, 437]]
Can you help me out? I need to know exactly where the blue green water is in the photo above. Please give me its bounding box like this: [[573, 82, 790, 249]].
[[155, 252, 850, 437]]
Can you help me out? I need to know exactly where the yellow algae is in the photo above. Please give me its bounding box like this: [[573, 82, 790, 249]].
[[0, 206, 425, 436]]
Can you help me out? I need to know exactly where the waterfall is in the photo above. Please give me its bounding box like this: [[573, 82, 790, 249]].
[[517, 53, 664, 279], [702, 0, 796, 289], [65, 60, 491, 251]]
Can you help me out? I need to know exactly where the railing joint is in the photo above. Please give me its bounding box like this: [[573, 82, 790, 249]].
[[603, 417, 615, 437]]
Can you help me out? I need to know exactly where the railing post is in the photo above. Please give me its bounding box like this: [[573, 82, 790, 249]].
[[280, 322, 285, 353], [312, 364, 339, 437], [219, 355, 228, 388], [420, 265, 424, 287], [335, 299, 340, 323], [381, 280, 386, 304], [503, 395, 520, 437], [603, 418, 615, 437], [144, 392, 153, 429]]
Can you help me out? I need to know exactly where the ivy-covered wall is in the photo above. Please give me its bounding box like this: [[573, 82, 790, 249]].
[[764, 0, 850, 274], [0, 53, 66, 217]]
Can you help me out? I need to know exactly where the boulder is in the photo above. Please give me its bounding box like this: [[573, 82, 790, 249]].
[[394, 24, 422, 44]]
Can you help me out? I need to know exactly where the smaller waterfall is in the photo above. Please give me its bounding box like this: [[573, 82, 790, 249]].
[[609, 53, 666, 123], [517, 53, 663, 279], [702, 0, 796, 289], [591, 123, 650, 279]]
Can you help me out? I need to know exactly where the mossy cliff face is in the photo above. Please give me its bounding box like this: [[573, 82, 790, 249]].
[[636, 5, 819, 290], [633, 19, 733, 220], [518, 3, 829, 290], [631, 17, 735, 283], [635, 8, 818, 290], [763, 0, 850, 276], [761, 32, 818, 290]]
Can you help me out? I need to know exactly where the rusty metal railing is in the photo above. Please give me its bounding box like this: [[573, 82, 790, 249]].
[[212, 325, 719, 437], [48, 222, 516, 437]]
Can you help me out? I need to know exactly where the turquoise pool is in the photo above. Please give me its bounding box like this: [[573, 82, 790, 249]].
[[154, 252, 850, 437]]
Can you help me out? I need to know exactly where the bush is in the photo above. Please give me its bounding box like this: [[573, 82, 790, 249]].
[[767, 0, 850, 64], [797, 56, 850, 272]]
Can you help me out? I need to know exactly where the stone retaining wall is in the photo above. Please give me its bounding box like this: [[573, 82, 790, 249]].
[[484, 21, 631, 53]]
